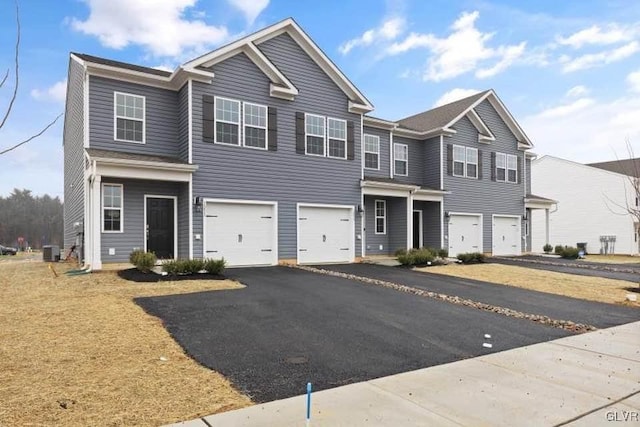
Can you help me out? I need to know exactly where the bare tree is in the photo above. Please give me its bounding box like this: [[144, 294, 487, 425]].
[[0, 1, 62, 156], [603, 140, 640, 222]]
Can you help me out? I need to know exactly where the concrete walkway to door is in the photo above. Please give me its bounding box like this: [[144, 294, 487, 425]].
[[167, 321, 640, 427]]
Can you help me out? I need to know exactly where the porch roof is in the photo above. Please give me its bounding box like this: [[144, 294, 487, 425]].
[[361, 178, 447, 201], [525, 193, 557, 209]]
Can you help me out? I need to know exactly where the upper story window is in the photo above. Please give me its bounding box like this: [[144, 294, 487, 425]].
[[102, 183, 123, 233], [215, 97, 241, 145], [394, 143, 408, 176], [305, 113, 325, 156], [114, 92, 145, 143], [496, 153, 517, 183], [453, 145, 478, 179], [243, 102, 267, 150], [375, 199, 386, 234], [363, 134, 380, 170], [327, 118, 347, 159]]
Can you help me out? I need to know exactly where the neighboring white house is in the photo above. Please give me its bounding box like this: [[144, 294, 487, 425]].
[[531, 155, 639, 255]]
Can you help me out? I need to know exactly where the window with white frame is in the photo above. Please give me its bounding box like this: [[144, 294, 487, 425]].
[[114, 92, 144, 143], [327, 118, 347, 159], [363, 134, 380, 169], [102, 183, 123, 232], [375, 200, 386, 234], [466, 147, 478, 178], [305, 114, 325, 156], [243, 102, 267, 149], [453, 145, 465, 176], [215, 97, 240, 145], [394, 143, 408, 176], [507, 154, 517, 183], [496, 153, 506, 181]]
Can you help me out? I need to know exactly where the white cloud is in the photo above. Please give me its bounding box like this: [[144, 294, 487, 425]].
[[226, 0, 269, 25], [522, 95, 640, 163], [561, 41, 640, 72], [433, 88, 480, 107], [557, 24, 638, 49], [339, 17, 405, 55], [70, 0, 229, 57], [30, 79, 67, 103], [627, 70, 640, 92], [386, 11, 526, 81], [565, 85, 589, 98]]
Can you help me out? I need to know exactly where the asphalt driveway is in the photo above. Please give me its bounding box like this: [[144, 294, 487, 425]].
[[136, 266, 570, 403], [321, 263, 640, 329]]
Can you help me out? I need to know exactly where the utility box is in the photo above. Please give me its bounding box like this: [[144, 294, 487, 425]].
[[43, 245, 60, 262], [576, 242, 588, 254]]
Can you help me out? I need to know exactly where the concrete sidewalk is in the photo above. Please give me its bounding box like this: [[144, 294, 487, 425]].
[[168, 322, 640, 426]]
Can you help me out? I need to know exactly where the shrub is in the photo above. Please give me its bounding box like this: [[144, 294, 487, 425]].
[[437, 248, 449, 258], [129, 249, 144, 266], [394, 248, 407, 257], [554, 245, 564, 255], [560, 246, 580, 259], [457, 252, 486, 264], [543, 243, 553, 254], [162, 259, 206, 275], [204, 258, 226, 275], [398, 248, 435, 266], [161, 259, 180, 275], [133, 251, 156, 273]]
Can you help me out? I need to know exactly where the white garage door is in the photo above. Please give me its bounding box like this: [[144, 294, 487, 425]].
[[448, 214, 482, 256], [204, 201, 277, 266], [493, 215, 521, 256], [298, 205, 354, 264]]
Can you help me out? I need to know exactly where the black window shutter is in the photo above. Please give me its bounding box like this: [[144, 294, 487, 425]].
[[491, 152, 497, 181], [202, 95, 215, 142], [346, 121, 355, 160], [446, 144, 453, 176], [295, 112, 305, 154], [517, 156, 522, 183], [477, 150, 483, 180], [267, 107, 277, 151]]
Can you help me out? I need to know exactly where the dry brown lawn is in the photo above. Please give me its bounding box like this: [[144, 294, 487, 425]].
[[415, 263, 640, 307], [582, 254, 640, 264], [0, 259, 252, 426]]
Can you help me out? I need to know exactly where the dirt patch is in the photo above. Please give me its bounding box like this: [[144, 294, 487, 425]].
[[118, 268, 227, 283], [416, 263, 640, 307], [0, 260, 251, 426]]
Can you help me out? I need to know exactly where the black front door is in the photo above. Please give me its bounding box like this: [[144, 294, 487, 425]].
[[147, 197, 174, 259], [413, 211, 421, 249]]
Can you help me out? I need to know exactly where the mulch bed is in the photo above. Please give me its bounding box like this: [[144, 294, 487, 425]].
[[117, 268, 227, 283]]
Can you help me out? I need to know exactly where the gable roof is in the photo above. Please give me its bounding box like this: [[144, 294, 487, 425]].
[[588, 158, 640, 177]]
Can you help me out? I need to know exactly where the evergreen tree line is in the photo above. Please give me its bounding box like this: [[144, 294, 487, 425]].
[[0, 189, 63, 249]]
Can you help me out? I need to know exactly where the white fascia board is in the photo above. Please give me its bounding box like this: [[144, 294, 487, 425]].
[[85, 63, 212, 91], [90, 156, 198, 172], [466, 108, 495, 143], [393, 126, 457, 140], [361, 180, 419, 191], [363, 116, 396, 130]]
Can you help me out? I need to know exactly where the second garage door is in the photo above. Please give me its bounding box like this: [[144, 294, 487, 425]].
[[492, 215, 521, 256], [448, 214, 482, 256], [204, 201, 277, 266], [298, 205, 354, 264]]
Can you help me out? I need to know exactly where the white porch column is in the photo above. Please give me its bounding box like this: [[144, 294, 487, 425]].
[[92, 175, 102, 270], [407, 193, 413, 250], [83, 175, 91, 267], [545, 208, 550, 246]]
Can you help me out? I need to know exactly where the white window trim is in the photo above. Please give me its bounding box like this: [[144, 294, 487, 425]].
[[363, 134, 380, 170], [304, 113, 326, 157], [375, 199, 386, 235], [101, 183, 124, 233], [507, 154, 518, 183], [327, 117, 347, 159], [466, 147, 478, 179], [242, 101, 268, 151], [393, 143, 408, 176], [113, 91, 145, 144], [214, 96, 241, 146], [496, 152, 507, 182]]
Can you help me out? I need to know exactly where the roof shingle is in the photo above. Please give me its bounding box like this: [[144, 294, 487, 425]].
[[72, 53, 172, 77]]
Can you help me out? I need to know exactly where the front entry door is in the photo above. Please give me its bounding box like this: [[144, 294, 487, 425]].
[[413, 210, 423, 249], [146, 197, 174, 259]]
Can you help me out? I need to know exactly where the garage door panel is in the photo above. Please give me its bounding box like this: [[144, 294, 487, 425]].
[[298, 206, 353, 264], [448, 214, 482, 256], [493, 216, 521, 256]]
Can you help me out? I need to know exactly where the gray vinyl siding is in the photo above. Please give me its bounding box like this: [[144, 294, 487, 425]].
[[100, 179, 185, 263], [387, 197, 407, 253], [88, 76, 180, 157], [392, 135, 423, 185], [414, 201, 441, 249], [191, 34, 362, 260], [526, 157, 532, 194], [362, 126, 390, 178], [177, 183, 190, 258], [177, 84, 189, 162], [443, 100, 525, 253], [422, 137, 441, 189], [364, 196, 390, 255], [63, 58, 85, 252]]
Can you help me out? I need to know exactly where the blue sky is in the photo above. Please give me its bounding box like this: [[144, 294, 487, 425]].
[[1, 0, 639, 198]]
